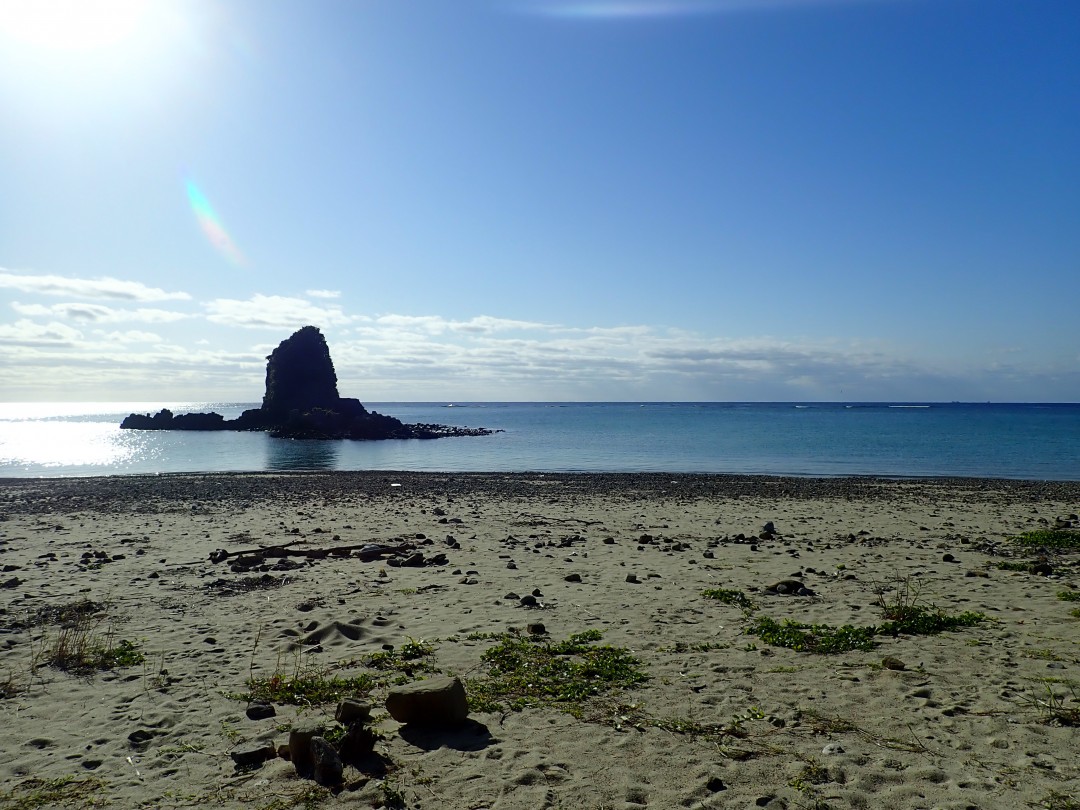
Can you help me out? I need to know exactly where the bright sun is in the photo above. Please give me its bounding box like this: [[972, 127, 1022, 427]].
[[0, 0, 149, 51]]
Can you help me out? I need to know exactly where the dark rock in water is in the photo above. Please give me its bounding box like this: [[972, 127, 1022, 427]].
[[121, 326, 496, 441], [262, 325, 342, 420]]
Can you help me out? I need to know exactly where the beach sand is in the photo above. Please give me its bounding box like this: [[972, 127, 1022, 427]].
[[1, 472, 1078, 809]]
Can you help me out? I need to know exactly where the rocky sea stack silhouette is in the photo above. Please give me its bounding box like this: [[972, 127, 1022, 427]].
[[121, 326, 494, 440]]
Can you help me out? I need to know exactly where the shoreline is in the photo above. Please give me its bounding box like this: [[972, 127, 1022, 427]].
[[1, 472, 1078, 808], [4, 470, 1080, 514]]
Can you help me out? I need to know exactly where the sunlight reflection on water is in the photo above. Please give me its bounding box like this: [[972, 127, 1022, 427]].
[[0, 421, 145, 468]]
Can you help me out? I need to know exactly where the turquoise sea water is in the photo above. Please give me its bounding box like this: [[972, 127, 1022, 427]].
[[1, 402, 1078, 480]]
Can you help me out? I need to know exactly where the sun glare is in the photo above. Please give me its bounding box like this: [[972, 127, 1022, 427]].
[[0, 0, 148, 51]]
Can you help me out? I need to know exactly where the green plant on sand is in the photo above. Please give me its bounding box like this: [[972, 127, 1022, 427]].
[[1024, 679, 1080, 726], [701, 588, 758, 611], [1011, 529, 1080, 551], [242, 664, 376, 706], [746, 577, 985, 654], [465, 629, 648, 715], [34, 613, 144, 676], [0, 775, 107, 809]]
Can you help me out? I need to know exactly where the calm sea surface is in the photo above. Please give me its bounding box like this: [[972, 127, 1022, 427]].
[[1, 402, 1078, 480]]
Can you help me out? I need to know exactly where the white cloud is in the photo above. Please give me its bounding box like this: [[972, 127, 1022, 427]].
[[305, 289, 341, 299], [0, 270, 190, 301], [94, 330, 163, 344], [0, 319, 84, 346], [366, 313, 555, 335], [205, 294, 353, 329], [11, 301, 190, 323], [326, 313, 945, 399], [2, 302, 1077, 401]]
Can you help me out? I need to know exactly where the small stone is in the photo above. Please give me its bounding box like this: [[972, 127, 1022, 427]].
[[881, 657, 906, 671], [230, 744, 275, 769], [766, 580, 811, 596], [527, 622, 546, 635], [310, 736, 343, 786], [706, 776, 727, 792], [289, 724, 324, 778], [245, 701, 276, 720], [338, 721, 378, 763], [335, 699, 371, 725], [385, 676, 469, 728], [564, 573, 582, 583], [821, 743, 844, 755], [520, 594, 538, 607], [626, 574, 640, 583], [942, 553, 956, 563], [506, 562, 517, 569]]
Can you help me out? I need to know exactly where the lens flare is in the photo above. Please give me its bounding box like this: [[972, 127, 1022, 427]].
[[185, 179, 246, 266]]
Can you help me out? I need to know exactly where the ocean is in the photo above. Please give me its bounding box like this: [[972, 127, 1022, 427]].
[[0, 401, 1078, 480]]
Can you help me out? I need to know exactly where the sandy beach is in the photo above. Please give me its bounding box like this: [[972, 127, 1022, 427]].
[[1, 472, 1078, 809]]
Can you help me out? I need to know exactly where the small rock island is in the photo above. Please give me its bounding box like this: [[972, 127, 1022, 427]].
[[121, 326, 494, 440]]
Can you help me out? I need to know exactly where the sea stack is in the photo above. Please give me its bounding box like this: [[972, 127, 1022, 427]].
[[121, 326, 495, 441], [260, 325, 343, 421]]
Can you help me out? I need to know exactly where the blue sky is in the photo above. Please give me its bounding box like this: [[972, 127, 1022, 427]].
[[1, 0, 1077, 402]]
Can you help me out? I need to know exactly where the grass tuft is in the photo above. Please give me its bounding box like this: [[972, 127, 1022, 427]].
[[747, 616, 877, 654], [995, 560, 1034, 572], [1011, 529, 1080, 551], [746, 587, 985, 656], [466, 629, 648, 715], [1035, 791, 1080, 810], [1024, 679, 1080, 726], [702, 588, 757, 611], [35, 613, 144, 675], [0, 776, 107, 809], [242, 667, 376, 706]]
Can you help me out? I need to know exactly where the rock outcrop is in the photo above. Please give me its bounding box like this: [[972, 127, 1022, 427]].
[[261, 325, 341, 421], [121, 326, 494, 441]]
